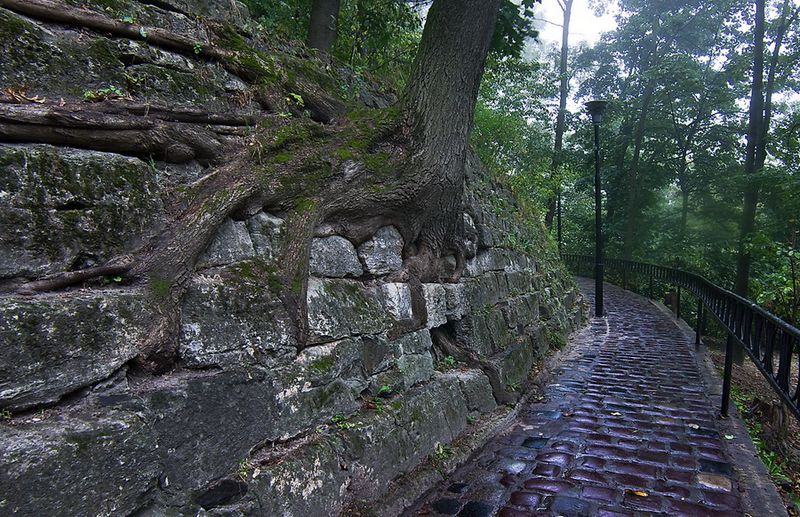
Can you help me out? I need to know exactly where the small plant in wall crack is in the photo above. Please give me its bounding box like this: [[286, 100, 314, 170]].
[[364, 397, 386, 414], [433, 443, 452, 461], [331, 414, 357, 430], [82, 85, 128, 102], [236, 458, 255, 482], [437, 355, 457, 371], [377, 384, 393, 398], [429, 442, 453, 477]]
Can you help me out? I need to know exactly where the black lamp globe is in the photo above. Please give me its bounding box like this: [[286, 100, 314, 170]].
[[585, 100, 609, 124]]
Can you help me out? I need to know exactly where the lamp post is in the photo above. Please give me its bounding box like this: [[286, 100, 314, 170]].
[[556, 187, 562, 254], [585, 100, 608, 318]]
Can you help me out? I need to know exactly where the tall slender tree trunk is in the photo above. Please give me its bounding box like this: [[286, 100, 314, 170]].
[[735, 0, 766, 296], [606, 119, 632, 225], [679, 185, 689, 240], [622, 79, 655, 260], [545, 0, 574, 228], [735, 0, 798, 296], [307, 0, 341, 52]]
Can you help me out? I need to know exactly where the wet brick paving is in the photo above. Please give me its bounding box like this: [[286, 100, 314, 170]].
[[406, 279, 744, 517]]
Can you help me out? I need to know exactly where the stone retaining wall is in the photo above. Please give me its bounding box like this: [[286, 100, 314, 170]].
[[0, 2, 583, 515]]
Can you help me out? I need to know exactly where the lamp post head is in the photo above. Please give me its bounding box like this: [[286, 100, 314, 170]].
[[585, 100, 609, 124]]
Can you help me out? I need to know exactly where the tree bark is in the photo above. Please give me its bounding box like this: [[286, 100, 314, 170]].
[[679, 187, 689, 240], [307, 0, 341, 52], [398, 0, 500, 273]]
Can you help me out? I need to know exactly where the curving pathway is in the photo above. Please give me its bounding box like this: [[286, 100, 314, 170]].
[[405, 279, 762, 517]]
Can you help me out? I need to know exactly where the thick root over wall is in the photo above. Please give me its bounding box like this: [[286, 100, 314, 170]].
[[0, 0, 481, 374]]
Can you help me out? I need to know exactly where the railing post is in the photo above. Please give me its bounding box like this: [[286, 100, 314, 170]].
[[695, 298, 703, 349], [721, 334, 734, 417], [648, 269, 654, 299], [676, 286, 681, 319]]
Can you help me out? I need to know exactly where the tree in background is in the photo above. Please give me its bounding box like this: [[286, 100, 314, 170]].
[[561, 0, 800, 323], [307, 0, 340, 51], [545, 0, 575, 230], [735, 0, 800, 297]]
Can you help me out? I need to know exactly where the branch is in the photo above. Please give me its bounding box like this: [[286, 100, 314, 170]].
[[16, 257, 134, 295], [0, 104, 226, 162], [0, 0, 233, 63], [537, 18, 565, 28]]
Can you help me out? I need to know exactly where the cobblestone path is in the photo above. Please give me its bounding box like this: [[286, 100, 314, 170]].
[[406, 279, 746, 517]]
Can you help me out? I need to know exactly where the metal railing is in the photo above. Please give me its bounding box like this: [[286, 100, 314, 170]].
[[562, 254, 800, 422]]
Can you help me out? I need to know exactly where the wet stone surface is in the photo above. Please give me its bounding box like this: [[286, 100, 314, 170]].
[[407, 279, 743, 517]]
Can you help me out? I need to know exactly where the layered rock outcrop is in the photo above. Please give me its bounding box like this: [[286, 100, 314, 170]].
[[0, 1, 584, 515]]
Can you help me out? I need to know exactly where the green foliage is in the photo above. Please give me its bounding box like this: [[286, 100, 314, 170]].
[[243, 0, 421, 89], [436, 355, 457, 371], [432, 442, 452, 462], [242, 0, 311, 39], [472, 56, 558, 214], [82, 85, 125, 102], [333, 0, 421, 89], [544, 327, 567, 349], [730, 386, 795, 489], [560, 0, 800, 326], [237, 459, 254, 482], [377, 384, 393, 397], [490, 0, 539, 58], [368, 397, 385, 414], [331, 414, 357, 429]]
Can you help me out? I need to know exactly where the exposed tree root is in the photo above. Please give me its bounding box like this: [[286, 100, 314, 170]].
[[0, 0, 497, 374], [15, 256, 134, 295], [0, 104, 228, 163], [431, 327, 517, 405], [0, 0, 234, 62]]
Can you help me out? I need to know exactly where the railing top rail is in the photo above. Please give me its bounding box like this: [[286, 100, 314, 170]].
[[562, 254, 800, 338], [562, 253, 800, 422]]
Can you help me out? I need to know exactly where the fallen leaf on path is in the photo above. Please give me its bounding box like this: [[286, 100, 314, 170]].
[[610, 411, 622, 416], [724, 434, 735, 440], [687, 423, 700, 429]]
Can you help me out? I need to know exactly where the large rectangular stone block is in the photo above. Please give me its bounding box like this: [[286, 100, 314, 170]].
[[0, 290, 152, 411]]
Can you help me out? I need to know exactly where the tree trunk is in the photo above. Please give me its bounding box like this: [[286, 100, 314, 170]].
[[307, 0, 341, 52], [734, 0, 766, 296], [545, 0, 574, 228], [622, 78, 655, 260], [400, 0, 500, 268], [679, 186, 689, 240]]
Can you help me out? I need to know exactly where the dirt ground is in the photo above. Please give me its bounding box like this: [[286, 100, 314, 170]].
[[706, 339, 800, 516]]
